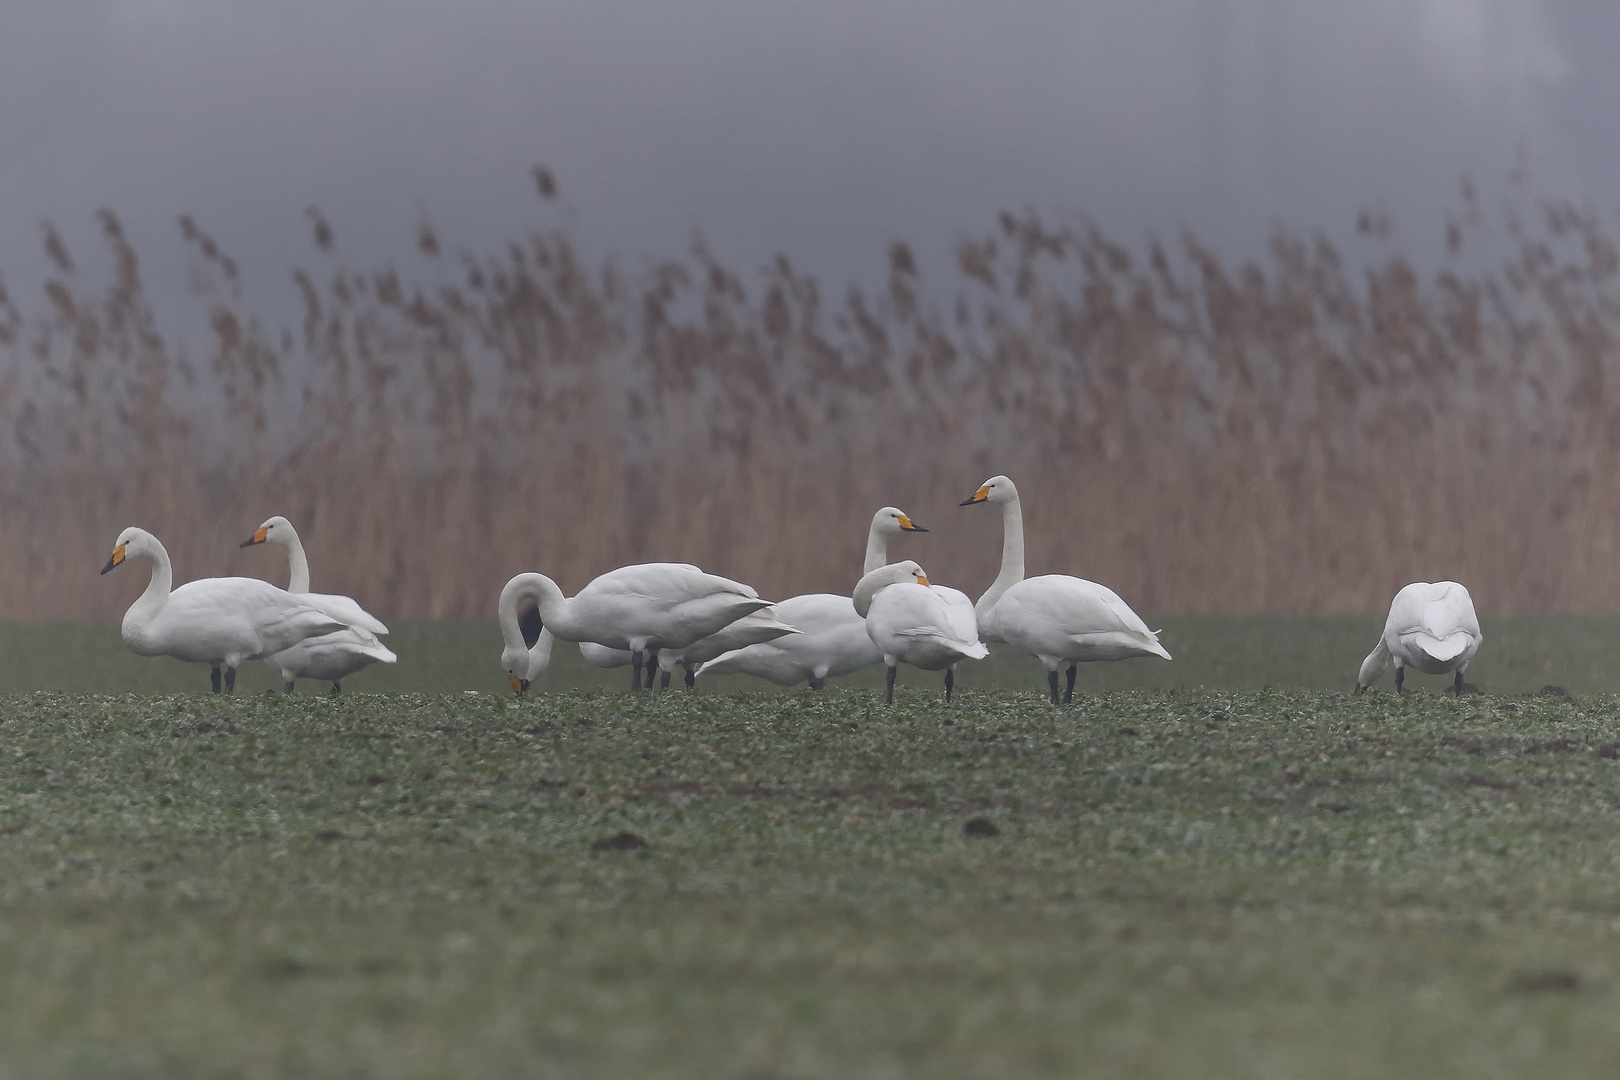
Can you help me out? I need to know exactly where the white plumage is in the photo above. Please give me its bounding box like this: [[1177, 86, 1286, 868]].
[[855, 561, 988, 703], [101, 527, 349, 694], [241, 515, 396, 694], [962, 474, 1169, 703], [1356, 581, 1482, 695]]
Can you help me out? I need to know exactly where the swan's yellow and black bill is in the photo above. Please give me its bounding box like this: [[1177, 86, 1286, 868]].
[[100, 545, 126, 575], [897, 514, 928, 532], [509, 675, 530, 696], [960, 486, 990, 506], [916, 573, 931, 586], [240, 527, 268, 548]]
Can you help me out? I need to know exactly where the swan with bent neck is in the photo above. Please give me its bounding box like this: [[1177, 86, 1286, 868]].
[[695, 505, 927, 689], [1355, 581, 1481, 696], [855, 560, 987, 704], [961, 474, 1169, 703], [101, 527, 349, 694], [499, 573, 559, 695], [240, 515, 395, 694], [502, 561, 771, 691]]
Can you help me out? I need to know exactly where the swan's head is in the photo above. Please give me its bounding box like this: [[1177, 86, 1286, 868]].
[[852, 560, 931, 617], [502, 646, 532, 696], [872, 506, 927, 535], [101, 527, 156, 575], [241, 515, 296, 549], [960, 474, 1017, 506]]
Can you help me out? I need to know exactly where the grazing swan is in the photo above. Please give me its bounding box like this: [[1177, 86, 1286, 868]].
[[855, 561, 988, 704], [240, 515, 396, 694], [506, 562, 770, 690], [1355, 582, 1482, 695], [582, 608, 801, 689], [101, 527, 349, 694], [694, 506, 926, 689], [499, 573, 558, 695], [961, 475, 1169, 703]]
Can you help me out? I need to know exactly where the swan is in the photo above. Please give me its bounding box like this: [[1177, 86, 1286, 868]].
[[499, 573, 559, 695], [961, 474, 1169, 703], [855, 561, 988, 703], [1355, 581, 1482, 695], [101, 527, 350, 694], [580, 608, 800, 688], [240, 515, 396, 694], [504, 562, 771, 690], [694, 506, 926, 689]]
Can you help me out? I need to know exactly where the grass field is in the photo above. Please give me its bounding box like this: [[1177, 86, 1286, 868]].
[[11, 614, 1620, 696], [5, 622, 1620, 1076]]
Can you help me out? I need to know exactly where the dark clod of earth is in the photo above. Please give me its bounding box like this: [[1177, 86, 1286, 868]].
[[1507, 969, 1581, 994], [963, 818, 1000, 837], [591, 831, 648, 852]]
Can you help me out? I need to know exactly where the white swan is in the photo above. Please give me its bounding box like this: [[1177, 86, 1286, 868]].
[[505, 562, 771, 690], [1355, 581, 1482, 695], [499, 573, 559, 695], [580, 608, 801, 688], [101, 527, 350, 694], [961, 474, 1169, 703], [855, 561, 988, 703], [694, 506, 925, 689], [240, 515, 396, 694]]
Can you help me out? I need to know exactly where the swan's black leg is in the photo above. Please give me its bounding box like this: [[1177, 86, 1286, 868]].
[[225, 667, 237, 695], [1395, 666, 1405, 693], [684, 665, 695, 689], [631, 650, 644, 691], [1047, 670, 1060, 704], [211, 666, 222, 694], [330, 681, 342, 696], [944, 667, 954, 703], [1453, 669, 1464, 696], [885, 665, 897, 704], [283, 681, 295, 695], [660, 667, 671, 690], [809, 676, 825, 690], [1064, 664, 1077, 704]]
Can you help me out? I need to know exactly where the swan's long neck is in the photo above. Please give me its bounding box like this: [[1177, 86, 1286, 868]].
[[863, 523, 889, 576], [499, 575, 560, 675], [853, 565, 913, 618], [282, 532, 311, 594], [1357, 638, 1392, 689], [501, 573, 579, 641], [977, 493, 1026, 614], [125, 544, 173, 636]]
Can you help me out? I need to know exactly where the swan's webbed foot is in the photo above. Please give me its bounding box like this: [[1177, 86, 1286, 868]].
[[211, 666, 222, 694], [1047, 670, 1060, 704], [283, 681, 295, 695], [224, 667, 237, 695], [885, 665, 897, 705], [1064, 664, 1077, 704], [944, 667, 954, 703], [809, 677, 825, 691]]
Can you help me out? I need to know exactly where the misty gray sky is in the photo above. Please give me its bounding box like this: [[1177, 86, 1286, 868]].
[[2, 0, 1616, 318]]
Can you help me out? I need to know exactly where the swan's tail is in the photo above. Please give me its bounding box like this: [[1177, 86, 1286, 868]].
[[694, 647, 750, 679], [1414, 632, 1470, 665]]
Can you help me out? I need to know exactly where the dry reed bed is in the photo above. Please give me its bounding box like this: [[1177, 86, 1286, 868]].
[[3, 173, 1617, 621]]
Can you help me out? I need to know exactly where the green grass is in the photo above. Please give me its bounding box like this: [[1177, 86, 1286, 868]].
[[4, 684, 1620, 1077], [8, 614, 1620, 695]]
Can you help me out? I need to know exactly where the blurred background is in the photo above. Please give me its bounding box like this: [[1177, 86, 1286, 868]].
[[6, 1, 1620, 669]]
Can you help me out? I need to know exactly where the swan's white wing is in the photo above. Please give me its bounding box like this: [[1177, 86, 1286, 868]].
[[695, 594, 881, 683], [1386, 581, 1481, 670], [579, 641, 633, 668], [157, 578, 349, 662], [267, 626, 397, 683], [669, 607, 800, 665], [868, 584, 989, 665], [994, 575, 1169, 663], [299, 591, 388, 635], [587, 563, 759, 603]]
